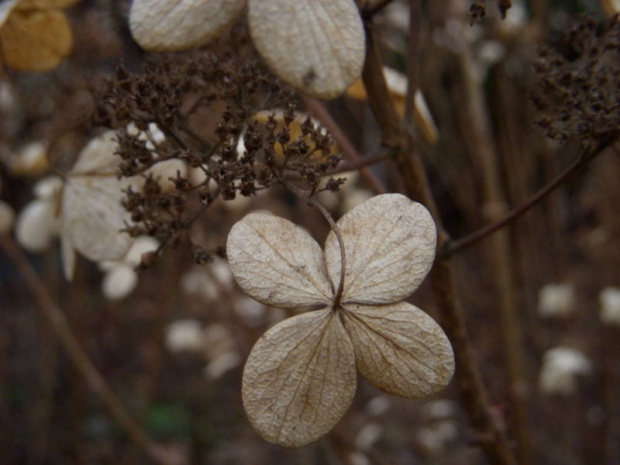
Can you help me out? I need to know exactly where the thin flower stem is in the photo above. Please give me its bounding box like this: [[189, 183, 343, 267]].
[[444, 136, 618, 257], [0, 233, 174, 465], [278, 176, 347, 305]]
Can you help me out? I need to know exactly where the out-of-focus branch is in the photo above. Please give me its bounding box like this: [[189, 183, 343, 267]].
[[0, 233, 175, 465]]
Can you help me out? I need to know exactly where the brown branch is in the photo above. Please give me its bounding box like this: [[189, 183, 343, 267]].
[[444, 136, 618, 257], [0, 233, 175, 465], [362, 16, 518, 465], [302, 96, 387, 194]]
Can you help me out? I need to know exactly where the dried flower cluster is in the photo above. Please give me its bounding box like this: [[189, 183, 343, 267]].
[[227, 194, 455, 447], [532, 16, 620, 148], [94, 52, 342, 258]]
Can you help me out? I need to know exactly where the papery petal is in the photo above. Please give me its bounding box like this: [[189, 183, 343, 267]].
[[341, 302, 454, 398], [15, 199, 59, 251], [0, 9, 72, 71], [248, 0, 365, 99], [227, 212, 333, 308], [243, 308, 356, 447], [70, 131, 119, 175], [325, 194, 436, 305], [61, 175, 133, 263], [102, 265, 138, 301], [129, 0, 245, 52]]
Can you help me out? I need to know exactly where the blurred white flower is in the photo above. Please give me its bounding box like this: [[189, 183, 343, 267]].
[[100, 236, 159, 301], [165, 319, 205, 353], [599, 287, 620, 327], [538, 283, 575, 318], [15, 176, 63, 252], [355, 423, 383, 451], [202, 323, 241, 380], [10, 141, 49, 175], [15, 132, 140, 280], [539, 347, 592, 396]]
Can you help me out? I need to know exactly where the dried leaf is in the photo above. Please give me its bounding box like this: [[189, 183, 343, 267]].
[[243, 309, 357, 447], [227, 212, 333, 308], [248, 0, 365, 99], [129, 0, 245, 52], [325, 194, 436, 305], [0, 8, 72, 71], [342, 302, 455, 398]]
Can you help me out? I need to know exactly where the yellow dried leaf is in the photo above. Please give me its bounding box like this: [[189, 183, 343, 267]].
[[342, 302, 455, 398], [0, 8, 72, 71], [129, 0, 245, 52], [242, 309, 357, 447], [248, 0, 365, 99]]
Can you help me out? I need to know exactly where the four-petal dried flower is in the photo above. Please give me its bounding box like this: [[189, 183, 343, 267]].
[[227, 193, 455, 447]]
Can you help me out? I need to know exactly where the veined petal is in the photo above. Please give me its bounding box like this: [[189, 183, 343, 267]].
[[325, 194, 436, 305], [243, 309, 356, 447], [227, 212, 333, 309], [129, 0, 245, 52], [61, 175, 133, 263], [248, 0, 365, 99], [341, 302, 454, 398], [0, 8, 73, 71], [70, 131, 119, 176]]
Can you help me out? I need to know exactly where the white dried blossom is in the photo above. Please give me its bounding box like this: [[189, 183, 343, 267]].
[[100, 236, 159, 301], [539, 347, 592, 396], [227, 193, 454, 447], [129, 0, 365, 99], [15, 132, 139, 279], [599, 287, 620, 327], [165, 319, 205, 353], [538, 283, 575, 318]]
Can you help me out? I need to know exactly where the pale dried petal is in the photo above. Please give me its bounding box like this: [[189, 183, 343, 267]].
[[70, 131, 119, 175], [102, 264, 138, 301], [15, 199, 59, 251], [61, 175, 133, 263], [0, 9, 73, 71], [129, 0, 245, 52], [227, 212, 333, 308], [325, 194, 436, 305], [341, 302, 454, 398], [248, 0, 365, 99], [243, 309, 356, 447]]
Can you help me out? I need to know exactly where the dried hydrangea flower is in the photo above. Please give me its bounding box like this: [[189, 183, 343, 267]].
[[227, 193, 455, 447], [129, 0, 365, 99]]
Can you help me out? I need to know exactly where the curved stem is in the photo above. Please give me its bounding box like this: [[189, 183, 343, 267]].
[[278, 176, 346, 305], [445, 136, 618, 257]]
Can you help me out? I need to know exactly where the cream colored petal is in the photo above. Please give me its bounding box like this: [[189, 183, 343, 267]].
[[129, 0, 245, 52], [61, 175, 133, 263], [70, 131, 119, 175], [248, 0, 365, 99], [0, 9, 72, 71], [15, 199, 59, 251], [325, 194, 436, 305], [102, 265, 138, 301], [227, 212, 333, 308], [341, 302, 454, 398], [243, 309, 356, 447]]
